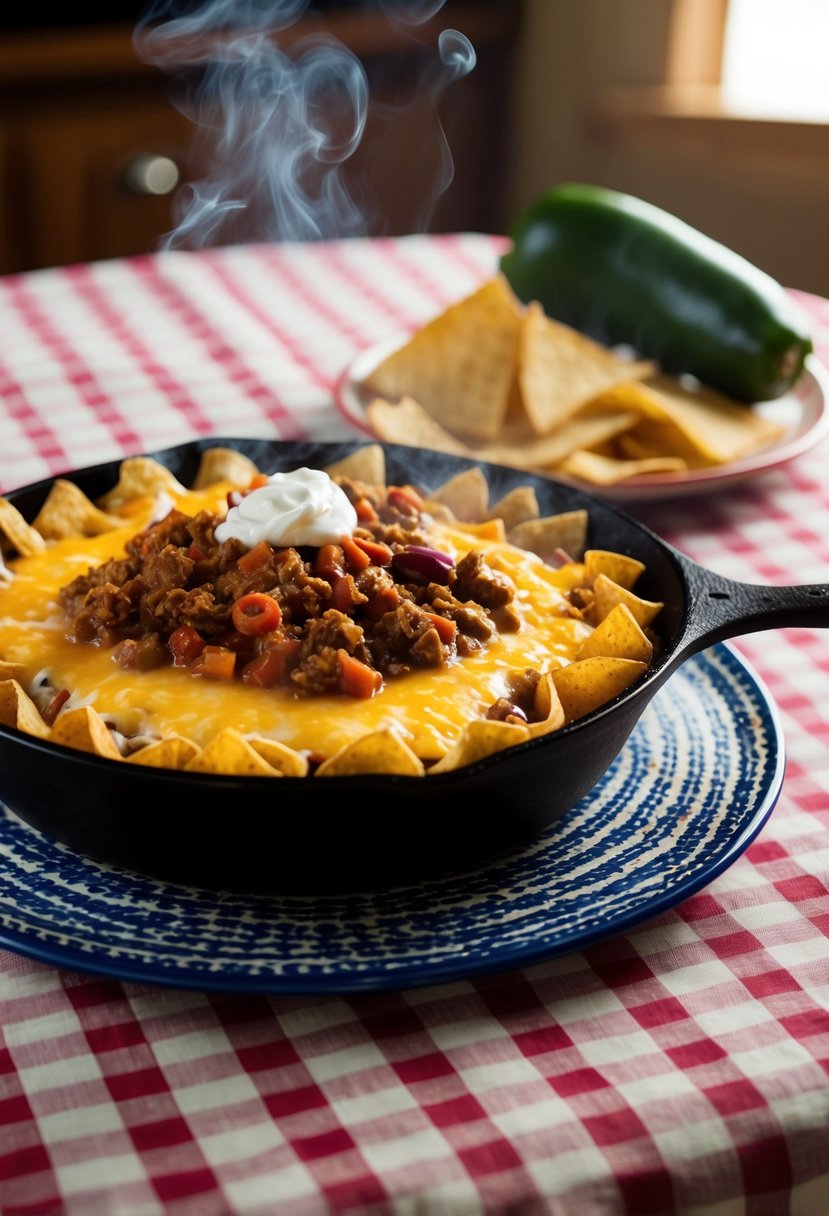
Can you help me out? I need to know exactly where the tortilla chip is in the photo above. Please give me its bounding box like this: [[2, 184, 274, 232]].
[[488, 485, 539, 531], [428, 718, 529, 774], [556, 448, 688, 484], [583, 549, 645, 592], [366, 395, 470, 457], [519, 301, 655, 436], [591, 573, 663, 629], [0, 660, 29, 685], [596, 377, 786, 467], [193, 447, 260, 490], [427, 467, 489, 522], [315, 729, 425, 776], [0, 498, 46, 557], [552, 656, 648, 722], [527, 671, 566, 739], [247, 735, 309, 777], [98, 457, 187, 511], [184, 728, 283, 776], [478, 408, 639, 472], [49, 705, 123, 760], [362, 277, 523, 442], [508, 510, 588, 563], [127, 735, 200, 769], [0, 679, 50, 738], [32, 480, 122, 540], [325, 445, 386, 487], [576, 603, 654, 664]]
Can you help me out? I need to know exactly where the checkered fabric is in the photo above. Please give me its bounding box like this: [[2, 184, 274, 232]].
[[1, 235, 829, 1216]]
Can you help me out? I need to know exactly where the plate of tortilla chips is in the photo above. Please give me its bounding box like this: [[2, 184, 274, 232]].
[[335, 276, 829, 501]]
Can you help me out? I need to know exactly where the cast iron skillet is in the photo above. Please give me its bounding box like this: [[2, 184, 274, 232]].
[[0, 437, 826, 891]]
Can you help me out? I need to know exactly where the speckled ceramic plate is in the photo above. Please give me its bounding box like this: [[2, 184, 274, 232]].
[[0, 644, 783, 993]]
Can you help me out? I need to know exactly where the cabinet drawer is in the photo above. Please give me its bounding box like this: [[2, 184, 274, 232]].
[[19, 99, 195, 269]]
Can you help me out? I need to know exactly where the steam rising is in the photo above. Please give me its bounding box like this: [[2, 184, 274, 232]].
[[134, 0, 476, 249]]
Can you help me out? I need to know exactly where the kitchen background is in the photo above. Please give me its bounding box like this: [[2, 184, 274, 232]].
[[1, 0, 827, 293]]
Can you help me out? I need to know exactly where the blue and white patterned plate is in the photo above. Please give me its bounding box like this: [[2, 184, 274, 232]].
[[0, 644, 784, 994]]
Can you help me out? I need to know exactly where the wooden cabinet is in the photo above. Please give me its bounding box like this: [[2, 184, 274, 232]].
[[15, 94, 196, 271], [0, 4, 518, 274]]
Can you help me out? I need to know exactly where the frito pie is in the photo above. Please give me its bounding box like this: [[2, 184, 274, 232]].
[[0, 446, 663, 778]]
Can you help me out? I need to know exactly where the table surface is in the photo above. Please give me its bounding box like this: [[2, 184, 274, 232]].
[[1, 234, 829, 1216]]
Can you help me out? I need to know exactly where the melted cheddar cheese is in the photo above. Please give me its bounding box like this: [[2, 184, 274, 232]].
[[0, 483, 590, 760]]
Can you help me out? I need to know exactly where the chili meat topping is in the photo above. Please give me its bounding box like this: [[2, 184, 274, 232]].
[[57, 478, 520, 698]]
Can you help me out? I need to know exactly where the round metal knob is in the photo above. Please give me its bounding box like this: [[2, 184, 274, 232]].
[[123, 155, 180, 197]]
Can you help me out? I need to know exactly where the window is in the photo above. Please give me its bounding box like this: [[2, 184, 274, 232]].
[[591, 0, 829, 137], [722, 0, 829, 120]]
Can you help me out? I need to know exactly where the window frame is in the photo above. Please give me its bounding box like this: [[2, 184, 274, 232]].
[[588, 0, 829, 168]]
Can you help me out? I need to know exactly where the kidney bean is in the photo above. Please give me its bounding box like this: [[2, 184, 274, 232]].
[[391, 546, 454, 584]]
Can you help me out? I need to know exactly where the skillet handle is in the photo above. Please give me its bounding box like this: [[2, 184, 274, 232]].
[[681, 556, 829, 653]]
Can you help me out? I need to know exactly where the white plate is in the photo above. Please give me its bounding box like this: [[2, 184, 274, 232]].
[[334, 342, 829, 503]]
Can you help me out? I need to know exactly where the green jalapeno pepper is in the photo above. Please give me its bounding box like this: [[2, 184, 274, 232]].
[[499, 182, 812, 402]]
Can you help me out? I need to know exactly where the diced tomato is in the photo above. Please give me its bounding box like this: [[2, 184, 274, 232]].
[[354, 497, 378, 522], [237, 540, 273, 575], [232, 593, 282, 635], [190, 645, 236, 680], [168, 624, 205, 667], [315, 543, 345, 581], [331, 573, 365, 614], [337, 650, 383, 698], [41, 688, 70, 727], [424, 611, 457, 644], [241, 639, 302, 688], [340, 535, 371, 572], [362, 584, 399, 621], [352, 536, 393, 566], [187, 543, 206, 562], [249, 473, 270, 490], [388, 485, 423, 514]]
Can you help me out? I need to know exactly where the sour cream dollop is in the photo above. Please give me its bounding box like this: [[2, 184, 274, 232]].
[[214, 467, 358, 549]]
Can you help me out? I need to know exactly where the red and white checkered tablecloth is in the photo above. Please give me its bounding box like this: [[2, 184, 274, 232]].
[[2, 234, 829, 1216]]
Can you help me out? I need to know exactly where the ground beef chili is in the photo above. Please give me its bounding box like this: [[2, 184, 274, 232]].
[[57, 478, 521, 699]]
